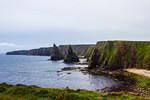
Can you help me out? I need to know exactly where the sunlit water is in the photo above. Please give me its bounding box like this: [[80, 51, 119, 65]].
[[0, 54, 119, 90]]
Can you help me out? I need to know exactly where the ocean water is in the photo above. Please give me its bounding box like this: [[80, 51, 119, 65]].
[[0, 54, 119, 90]]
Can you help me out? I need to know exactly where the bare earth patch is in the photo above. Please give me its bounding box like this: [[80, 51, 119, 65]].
[[124, 68, 150, 78]]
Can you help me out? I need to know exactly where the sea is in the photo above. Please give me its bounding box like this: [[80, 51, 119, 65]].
[[0, 54, 119, 90]]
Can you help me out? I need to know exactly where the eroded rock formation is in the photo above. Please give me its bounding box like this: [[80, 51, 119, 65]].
[[50, 44, 64, 60], [64, 45, 79, 63]]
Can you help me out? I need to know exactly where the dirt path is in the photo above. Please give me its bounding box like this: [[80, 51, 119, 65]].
[[124, 68, 150, 78]]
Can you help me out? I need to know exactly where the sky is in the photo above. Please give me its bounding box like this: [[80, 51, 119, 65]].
[[0, 0, 150, 53]]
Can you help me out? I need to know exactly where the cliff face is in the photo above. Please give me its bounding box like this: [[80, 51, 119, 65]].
[[6, 48, 52, 56], [6, 45, 94, 57], [28, 47, 52, 56], [88, 41, 150, 70], [59, 45, 94, 56], [6, 50, 29, 55], [85, 46, 96, 58]]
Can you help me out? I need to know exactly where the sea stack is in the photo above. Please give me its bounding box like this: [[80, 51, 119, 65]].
[[64, 45, 79, 63], [50, 44, 64, 60]]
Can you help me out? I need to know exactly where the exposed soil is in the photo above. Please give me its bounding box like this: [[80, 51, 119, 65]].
[[125, 68, 150, 78]]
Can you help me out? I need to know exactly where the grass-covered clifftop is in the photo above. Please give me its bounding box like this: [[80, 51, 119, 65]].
[[89, 41, 150, 70]]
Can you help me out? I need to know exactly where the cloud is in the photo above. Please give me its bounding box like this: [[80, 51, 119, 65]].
[[0, 0, 150, 33], [0, 42, 17, 47], [0, 0, 150, 51]]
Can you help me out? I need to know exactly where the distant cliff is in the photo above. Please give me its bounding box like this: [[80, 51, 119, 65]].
[[59, 45, 94, 56], [6, 50, 29, 55], [6, 44, 95, 57], [88, 41, 150, 70], [28, 47, 52, 56], [7, 48, 52, 56]]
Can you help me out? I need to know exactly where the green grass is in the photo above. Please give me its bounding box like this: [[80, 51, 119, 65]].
[[124, 72, 150, 87], [0, 83, 150, 100], [89, 41, 150, 69]]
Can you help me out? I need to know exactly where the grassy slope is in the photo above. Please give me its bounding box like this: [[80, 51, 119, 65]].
[[85, 45, 96, 57], [0, 83, 149, 100], [89, 41, 150, 70], [124, 71, 150, 87]]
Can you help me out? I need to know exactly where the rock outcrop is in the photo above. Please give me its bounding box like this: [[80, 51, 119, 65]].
[[88, 41, 150, 70], [50, 44, 64, 60], [64, 45, 79, 63]]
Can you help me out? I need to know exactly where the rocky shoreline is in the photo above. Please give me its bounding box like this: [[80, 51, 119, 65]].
[[88, 68, 150, 97], [58, 66, 150, 97]]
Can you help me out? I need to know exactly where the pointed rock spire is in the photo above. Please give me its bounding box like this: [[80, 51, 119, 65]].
[[64, 45, 79, 63], [50, 44, 64, 60]]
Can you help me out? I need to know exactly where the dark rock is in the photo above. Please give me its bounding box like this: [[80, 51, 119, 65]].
[[56, 71, 62, 73], [61, 67, 81, 71], [50, 44, 64, 60], [64, 45, 79, 63]]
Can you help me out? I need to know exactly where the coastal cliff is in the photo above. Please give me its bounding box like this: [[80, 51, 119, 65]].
[[6, 44, 94, 57], [6, 50, 29, 55], [28, 47, 52, 56], [59, 45, 94, 56], [6, 48, 52, 56], [88, 41, 150, 70]]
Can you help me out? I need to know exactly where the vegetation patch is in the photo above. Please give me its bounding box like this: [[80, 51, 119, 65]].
[[123, 71, 150, 87], [88, 41, 150, 70], [0, 83, 150, 100]]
